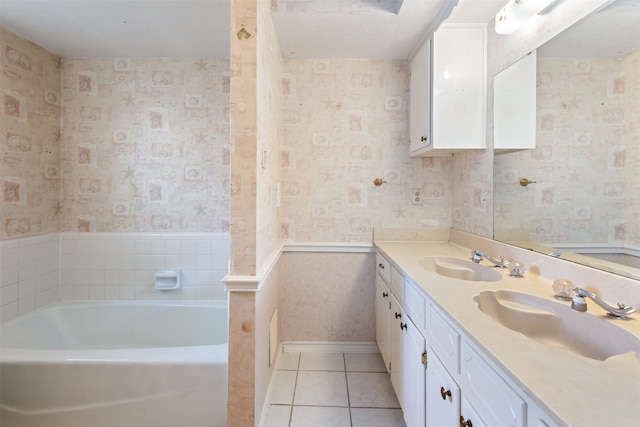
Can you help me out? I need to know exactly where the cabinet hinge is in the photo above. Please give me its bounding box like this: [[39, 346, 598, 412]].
[[421, 351, 428, 370]]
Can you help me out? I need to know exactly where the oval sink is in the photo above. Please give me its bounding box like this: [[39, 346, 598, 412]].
[[419, 256, 502, 282], [475, 290, 640, 361]]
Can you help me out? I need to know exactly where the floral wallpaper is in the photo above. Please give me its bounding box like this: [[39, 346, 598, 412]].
[[494, 52, 639, 247], [60, 57, 230, 233], [280, 59, 452, 243], [1, 28, 61, 240]]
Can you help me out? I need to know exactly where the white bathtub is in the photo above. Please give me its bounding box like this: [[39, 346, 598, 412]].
[[0, 301, 228, 427]]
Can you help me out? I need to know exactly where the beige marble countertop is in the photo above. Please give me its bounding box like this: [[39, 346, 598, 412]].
[[375, 239, 640, 427]]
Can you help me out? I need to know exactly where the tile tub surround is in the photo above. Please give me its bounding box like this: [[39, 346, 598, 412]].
[[59, 232, 229, 302], [1, 231, 229, 324], [261, 351, 405, 427], [0, 233, 60, 323]]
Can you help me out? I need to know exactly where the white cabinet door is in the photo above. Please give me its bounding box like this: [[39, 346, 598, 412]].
[[461, 395, 489, 427], [410, 36, 431, 153], [461, 341, 526, 427], [375, 273, 391, 372], [426, 349, 460, 427], [390, 294, 403, 404], [401, 316, 426, 427], [494, 51, 537, 152], [410, 24, 486, 157]]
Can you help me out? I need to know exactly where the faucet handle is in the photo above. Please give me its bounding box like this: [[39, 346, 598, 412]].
[[552, 279, 576, 300], [508, 260, 525, 278]]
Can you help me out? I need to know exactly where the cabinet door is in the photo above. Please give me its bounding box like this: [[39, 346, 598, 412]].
[[432, 25, 485, 150], [461, 395, 489, 427], [375, 274, 391, 372], [401, 316, 426, 427], [390, 294, 403, 404], [461, 341, 526, 427], [410, 36, 431, 154], [426, 349, 460, 427], [493, 50, 537, 152]]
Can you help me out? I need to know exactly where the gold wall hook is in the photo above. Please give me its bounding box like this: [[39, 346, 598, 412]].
[[237, 28, 251, 40], [373, 178, 387, 187], [519, 178, 536, 187]]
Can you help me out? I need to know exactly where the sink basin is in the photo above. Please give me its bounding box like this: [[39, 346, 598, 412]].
[[475, 290, 640, 361], [419, 256, 502, 282]]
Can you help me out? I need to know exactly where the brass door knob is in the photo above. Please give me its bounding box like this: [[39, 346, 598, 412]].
[[519, 178, 536, 187], [440, 387, 452, 400], [373, 178, 387, 186]]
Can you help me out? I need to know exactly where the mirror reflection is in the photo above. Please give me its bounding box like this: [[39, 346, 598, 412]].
[[493, 0, 640, 280]]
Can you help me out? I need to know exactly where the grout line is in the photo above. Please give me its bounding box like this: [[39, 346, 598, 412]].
[[343, 352, 354, 427]]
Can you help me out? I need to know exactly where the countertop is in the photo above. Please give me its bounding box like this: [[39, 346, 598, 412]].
[[375, 239, 640, 427]]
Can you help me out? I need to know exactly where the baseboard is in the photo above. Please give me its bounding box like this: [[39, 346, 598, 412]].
[[281, 341, 379, 353]]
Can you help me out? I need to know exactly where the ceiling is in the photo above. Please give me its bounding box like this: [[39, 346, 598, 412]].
[[0, 0, 505, 59]]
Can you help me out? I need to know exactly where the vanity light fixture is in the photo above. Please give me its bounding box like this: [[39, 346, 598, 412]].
[[495, 0, 558, 35]]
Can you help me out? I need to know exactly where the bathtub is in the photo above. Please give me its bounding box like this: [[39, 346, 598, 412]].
[[0, 301, 228, 427]]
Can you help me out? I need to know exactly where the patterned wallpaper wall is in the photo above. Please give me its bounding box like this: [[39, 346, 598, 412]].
[[256, 0, 284, 271], [494, 52, 639, 247], [1, 28, 61, 240], [60, 57, 230, 233], [280, 59, 452, 243]]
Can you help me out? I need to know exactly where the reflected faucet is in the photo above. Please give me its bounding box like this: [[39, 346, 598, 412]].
[[571, 288, 635, 319], [471, 249, 509, 268]]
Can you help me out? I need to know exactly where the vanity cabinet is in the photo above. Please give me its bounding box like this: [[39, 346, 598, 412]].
[[410, 24, 486, 157], [376, 252, 426, 427], [375, 249, 560, 427]]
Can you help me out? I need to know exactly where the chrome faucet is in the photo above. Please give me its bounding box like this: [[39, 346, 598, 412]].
[[470, 249, 509, 268], [571, 288, 635, 319]]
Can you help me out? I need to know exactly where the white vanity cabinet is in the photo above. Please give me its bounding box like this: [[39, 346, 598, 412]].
[[410, 24, 486, 157], [375, 272, 391, 372], [375, 249, 560, 427], [375, 252, 427, 427]]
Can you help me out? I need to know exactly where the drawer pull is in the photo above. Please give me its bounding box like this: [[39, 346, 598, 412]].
[[400, 322, 407, 331], [382, 291, 389, 298], [395, 312, 401, 319], [440, 387, 452, 400], [378, 263, 385, 269], [460, 416, 473, 427]]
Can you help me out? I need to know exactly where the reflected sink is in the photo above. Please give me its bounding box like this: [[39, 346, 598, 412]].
[[419, 256, 502, 282], [475, 290, 640, 361]]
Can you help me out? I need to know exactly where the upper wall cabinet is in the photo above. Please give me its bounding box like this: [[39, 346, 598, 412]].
[[410, 24, 486, 157], [493, 51, 537, 153]]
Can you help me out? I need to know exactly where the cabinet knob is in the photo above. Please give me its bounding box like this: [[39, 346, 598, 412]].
[[400, 322, 407, 331], [382, 291, 389, 298], [395, 312, 401, 319], [421, 135, 427, 142], [440, 387, 452, 400], [460, 416, 473, 427], [378, 263, 385, 269]]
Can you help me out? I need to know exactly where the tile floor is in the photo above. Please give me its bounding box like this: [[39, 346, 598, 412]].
[[261, 351, 407, 427]]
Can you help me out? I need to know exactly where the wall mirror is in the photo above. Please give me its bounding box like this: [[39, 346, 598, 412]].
[[493, 0, 640, 280]]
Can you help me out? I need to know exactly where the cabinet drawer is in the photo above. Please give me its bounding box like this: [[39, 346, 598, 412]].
[[461, 341, 526, 427], [376, 252, 391, 284], [390, 266, 404, 301], [404, 278, 425, 332], [426, 303, 460, 375]]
